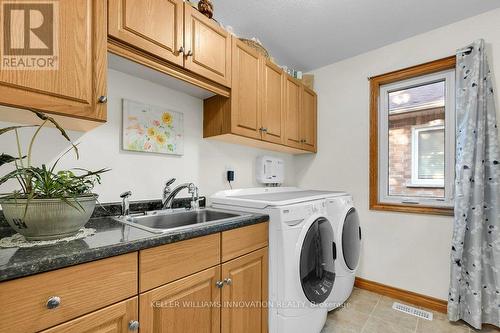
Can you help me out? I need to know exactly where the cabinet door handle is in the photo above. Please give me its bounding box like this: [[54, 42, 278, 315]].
[[97, 95, 108, 104], [216, 280, 224, 288], [128, 320, 139, 331], [185, 50, 193, 57], [178, 46, 185, 54], [46, 296, 61, 309], [223, 278, 232, 286]]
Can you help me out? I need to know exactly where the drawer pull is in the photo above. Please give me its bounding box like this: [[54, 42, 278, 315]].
[[215, 280, 224, 288], [223, 278, 232, 286], [46, 296, 61, 309], [128, 320, 139, 331]]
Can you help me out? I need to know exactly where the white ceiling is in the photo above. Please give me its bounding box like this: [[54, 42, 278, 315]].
[[212, 0, 500, 71]]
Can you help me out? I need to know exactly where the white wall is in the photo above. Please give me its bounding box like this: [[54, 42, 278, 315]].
[[295, 9, 500, 300], [0, 69, 296, 203]]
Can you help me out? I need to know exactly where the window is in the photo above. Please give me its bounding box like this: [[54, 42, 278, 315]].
[[369, 57, 456, 215], [411, 125, 445, 187]]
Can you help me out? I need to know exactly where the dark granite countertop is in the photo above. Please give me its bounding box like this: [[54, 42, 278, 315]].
[[0, 201, 268, 282]]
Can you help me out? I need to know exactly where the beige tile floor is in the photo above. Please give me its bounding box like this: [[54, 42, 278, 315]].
[[321, 288, 500, 333]]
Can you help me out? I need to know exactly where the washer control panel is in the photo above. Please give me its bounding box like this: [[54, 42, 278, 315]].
[[280, 200, 326, 226]]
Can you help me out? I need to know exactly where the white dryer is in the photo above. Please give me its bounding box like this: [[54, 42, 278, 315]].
[[325, 195, 362, 310], [211, 187, 346, 333]]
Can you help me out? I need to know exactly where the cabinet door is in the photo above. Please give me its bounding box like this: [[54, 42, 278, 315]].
[[301, 86, 317, 152], [230, 39, 262, 139], [184, 5, 231, 87], [40, 298, 138, 333], [0, 0, 107, 121], [221, 248, 268, 333], [140, 266, 221, 333], [108, 0, 184, 66], [284, 76, 302, 149], [261, 60, 285, 144]]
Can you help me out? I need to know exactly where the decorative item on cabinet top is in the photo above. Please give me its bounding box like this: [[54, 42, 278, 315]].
[[198, 0, 214, 18], [122, 99, 184, 155], [239, 38, 270, 59]]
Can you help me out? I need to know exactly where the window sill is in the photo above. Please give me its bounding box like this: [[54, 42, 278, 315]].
[[369, 202, 454, 216], [405, 183, 445, 188]]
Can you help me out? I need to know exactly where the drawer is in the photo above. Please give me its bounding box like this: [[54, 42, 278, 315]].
[[40, 297, 138, 333], [0, 253, 138, 333], [139, 233, 220, 292], [221, 222, 269, 262]]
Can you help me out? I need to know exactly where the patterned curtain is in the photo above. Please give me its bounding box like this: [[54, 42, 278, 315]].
[[448, 39, 500, 329]]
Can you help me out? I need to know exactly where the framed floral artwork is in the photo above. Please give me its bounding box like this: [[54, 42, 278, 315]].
[[122, 99, 184, 155]]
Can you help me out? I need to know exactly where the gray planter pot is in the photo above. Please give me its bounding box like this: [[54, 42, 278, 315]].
[[0, 195, 98, 241]]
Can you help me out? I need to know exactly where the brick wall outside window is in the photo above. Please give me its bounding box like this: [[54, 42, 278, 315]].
[[388, 107, 445, 198]]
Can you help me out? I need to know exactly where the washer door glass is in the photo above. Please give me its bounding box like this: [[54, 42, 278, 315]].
[[299, 217, 335, 304], [342, 208, 361, 270]]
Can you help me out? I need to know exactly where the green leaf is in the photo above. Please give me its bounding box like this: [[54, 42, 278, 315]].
[[0, 154, 26, 167], [0, 168, 25, 186], [0, 125, 35, 136], [29, 109, 80, 159]]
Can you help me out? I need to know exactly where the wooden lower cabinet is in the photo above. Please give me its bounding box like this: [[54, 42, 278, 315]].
[[140, 266, 221, 333], [139, 248, 269, 333], [0, 253, 137, 333], [40, 298, 138, 333], [0, 225, 268, 333], [222, 248, 268, 333]]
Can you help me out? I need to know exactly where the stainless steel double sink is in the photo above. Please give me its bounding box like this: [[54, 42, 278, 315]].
[[113, 208, 251, 234]]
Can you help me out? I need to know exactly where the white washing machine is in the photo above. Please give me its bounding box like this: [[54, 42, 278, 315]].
[[211, 187, 346, 333], [325, 195, 362, 311]]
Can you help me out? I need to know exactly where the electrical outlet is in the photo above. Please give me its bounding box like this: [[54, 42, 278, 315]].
[[227, 170, 235, 182]]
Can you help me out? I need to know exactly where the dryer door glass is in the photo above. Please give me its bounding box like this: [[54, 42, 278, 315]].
[[342, 208, 361, 270], [300, 217, 335, 304]]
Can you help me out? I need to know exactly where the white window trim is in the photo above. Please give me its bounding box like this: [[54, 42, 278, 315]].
[[409, 125, 444, 187], [378, 69, 455, 207], [410, 124, 445, 187]]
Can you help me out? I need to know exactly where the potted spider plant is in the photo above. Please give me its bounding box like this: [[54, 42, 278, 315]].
[[0, 110, 109, 240]]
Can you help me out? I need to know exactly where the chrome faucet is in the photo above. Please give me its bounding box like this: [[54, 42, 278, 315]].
[[162, 179, 199, 210], [120, 191, 132, 216], [162, 178, 176, 207]]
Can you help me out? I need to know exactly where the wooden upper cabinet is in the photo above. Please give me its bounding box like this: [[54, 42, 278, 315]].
[[0, 0, 107, 123], [140, 266, 221, 333], [184, 4, 231, 87], [284, 76, 302, 149], [301, 86, 317, 152], [108, 0, 184, 66], [221, 248, 268, 333], [230, 38, 262, 139], [261, 60, 285, 144], [41, 298, 138, 333]]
